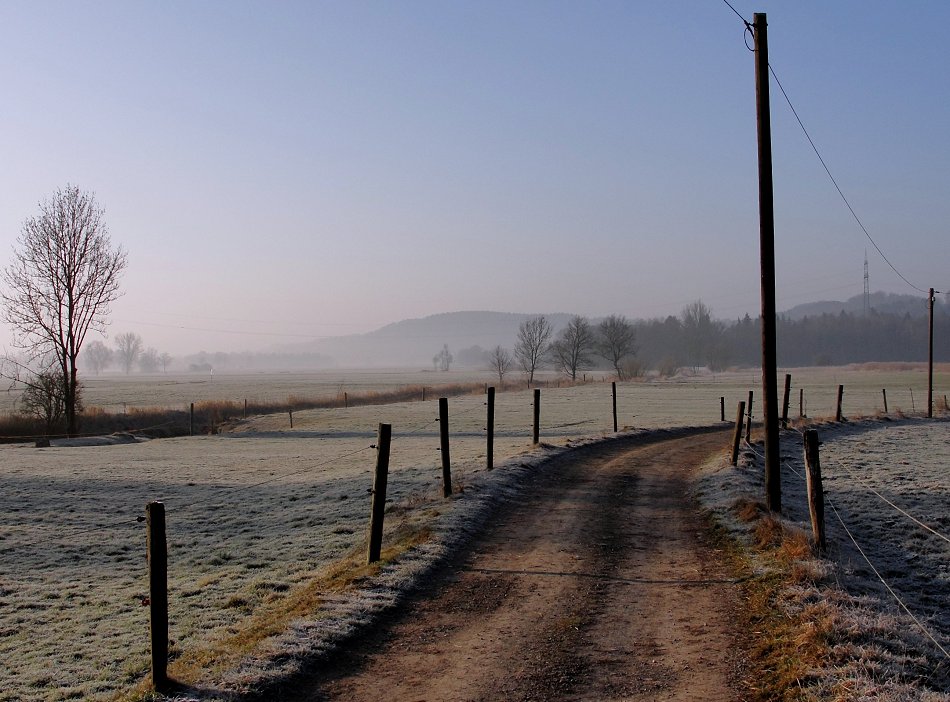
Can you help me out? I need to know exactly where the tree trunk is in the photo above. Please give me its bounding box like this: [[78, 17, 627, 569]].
[[66, 356, 78, 437]]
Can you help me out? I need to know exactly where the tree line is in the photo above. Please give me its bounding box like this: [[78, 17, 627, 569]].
[[480, 313, 640, 384], [441, 298, 948, 381], [81, 333, 173, 374]]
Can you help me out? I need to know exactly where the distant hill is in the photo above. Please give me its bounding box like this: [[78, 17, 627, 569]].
[[185, 292, 945, 370], [288, 311, 578, 368], [781, 292, 934, 320]]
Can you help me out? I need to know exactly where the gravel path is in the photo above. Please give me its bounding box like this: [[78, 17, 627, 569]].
[[286, 429, 747, 701]]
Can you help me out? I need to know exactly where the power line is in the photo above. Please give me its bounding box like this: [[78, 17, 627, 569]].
[[720, 0, 751, 30], [112, 318, 341, 341], [718, 2, 936, 296], [766, 64, 932, 296]]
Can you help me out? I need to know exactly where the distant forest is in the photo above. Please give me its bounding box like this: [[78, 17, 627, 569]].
[[632, 307, 948, 371], [125, 294, 946, 374]]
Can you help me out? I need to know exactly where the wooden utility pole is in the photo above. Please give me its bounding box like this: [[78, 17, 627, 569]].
[[928, 287, 935, 418], [754, 12, 781, 512]]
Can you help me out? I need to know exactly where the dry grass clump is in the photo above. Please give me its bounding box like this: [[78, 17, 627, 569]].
[[734, 497, 767, 524], [728, 515, 834, 700], [718, 474, 945, 701], [0, 380, 513, 442], [0, 412, 41, 440]]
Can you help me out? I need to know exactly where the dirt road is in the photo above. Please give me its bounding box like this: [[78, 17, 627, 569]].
[[292, 429, 747, 701]]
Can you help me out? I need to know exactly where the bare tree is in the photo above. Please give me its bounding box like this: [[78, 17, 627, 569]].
[[83, 340, 113, 375], [597, 314, 637, 380], [19, 370, 80, 434], [549, 315, 595, 380], [514, 315, 552, 385], [436, 344, 453, 372], [488, 345, 513, 383], [680, 300, 725, 369], [139, 346, 160, 373], [159, 352, 172, 374], [115, 332, 143, 374], [1, 186, 126, 436]]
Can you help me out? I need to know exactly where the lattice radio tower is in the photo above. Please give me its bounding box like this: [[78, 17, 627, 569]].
[[863, 250, 870, 315]]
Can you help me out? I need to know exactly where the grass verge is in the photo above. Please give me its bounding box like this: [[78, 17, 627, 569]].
[[116, 518, 434, 702], [702, 496, 833, 702]]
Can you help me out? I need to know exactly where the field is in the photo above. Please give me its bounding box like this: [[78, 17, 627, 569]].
[[1, 364, 946, 419], [1, 365, 948, 701], [781, 420, 949, 695], [698, 414, 950, 698]]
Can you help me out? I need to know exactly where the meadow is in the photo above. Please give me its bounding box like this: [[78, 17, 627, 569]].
[[1, 364, 948, 700], [1, 363, 945, 420]]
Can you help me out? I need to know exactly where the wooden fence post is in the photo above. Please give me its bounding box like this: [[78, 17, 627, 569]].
[[243, 398, 247, 419], [612, 381, 618, 432], [289, 411, 293, 429], [344, 392, 348, 409], [731, 401, 746, 466], [720, 396, 725, 422], [367, 423, 391, 563], [781, 373, 791, 428], [439, 398, 452, 497], [882, 388, 888, 413], [146, 501, 169, 693], [799, 388, 805, 418], [533, 388, 541, 445], [422, 387, 426, 402], [189, 403, 194, 436], [745, 390, 754, 442], [803, 430, 826, 554], [835, 384, 844, 422], [486, 386, 495, 470]]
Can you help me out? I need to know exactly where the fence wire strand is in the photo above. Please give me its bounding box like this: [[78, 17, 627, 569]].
[[742, 433, 949, 661]]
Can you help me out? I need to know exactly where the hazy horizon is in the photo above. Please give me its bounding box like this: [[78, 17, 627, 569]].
[[2, 2, 948, 357]]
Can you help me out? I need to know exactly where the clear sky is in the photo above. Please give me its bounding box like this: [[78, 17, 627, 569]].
[[1, 1, 948, 356]]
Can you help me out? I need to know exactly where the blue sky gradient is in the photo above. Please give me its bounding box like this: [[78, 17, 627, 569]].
[[1, 1, 948, 354]]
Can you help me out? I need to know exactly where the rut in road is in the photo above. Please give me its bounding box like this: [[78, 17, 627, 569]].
[[292, 429, 746, 701]]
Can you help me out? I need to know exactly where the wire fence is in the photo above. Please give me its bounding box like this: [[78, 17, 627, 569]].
[[2, 375, 949, 700], [744, 421, 950, 669]]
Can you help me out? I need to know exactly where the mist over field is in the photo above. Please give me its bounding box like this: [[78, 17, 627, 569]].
[[70, 291, 949, 375]]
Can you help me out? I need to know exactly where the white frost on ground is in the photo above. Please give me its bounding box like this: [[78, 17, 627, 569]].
[[696, 416, 950, 700], [3, 368, 949, 701]]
